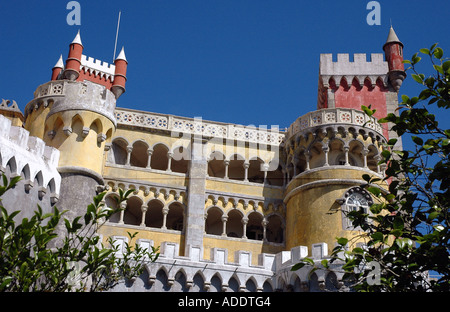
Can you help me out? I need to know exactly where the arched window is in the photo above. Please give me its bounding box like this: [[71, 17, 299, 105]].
[[208, 151, 226, 178], [111, 138, 128, 165], [166, 202, 184, 231], [226, 209, 243, 238], [246, 212, 264, 241], [130, 140, 149, 168], [228, 154, 245, 181], [266, 214, 284, 243], [205, 207, 223, 235], [248, 158, 264, 183], [150, 144, 169, 170], [171, 146, 189, 173], [123, 196, 142, 226], [341, 187, 373, 229], [146, 199, 164, 228]]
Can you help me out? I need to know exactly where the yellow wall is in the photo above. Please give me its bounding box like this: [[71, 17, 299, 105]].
[[44, 110, 114, 174], [285, 167, 386, 254]]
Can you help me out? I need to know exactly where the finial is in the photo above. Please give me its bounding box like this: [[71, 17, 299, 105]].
[[384, 25, 403, 47], [71, 29, 83, 46], [53, 54, 64, 69], [115, 46, 127, 62]]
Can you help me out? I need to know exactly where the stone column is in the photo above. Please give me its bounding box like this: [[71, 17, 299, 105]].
[[221, 215, 228, 236], [146, 148, 153, 168], [362, 148, 369, 168], [243, 161, 250, 182], [167, 152, 173, 172], [126, 145, 132, 166], [162, 206, 169, 230], [323, 146, 330, 166], [344, 146, 350, 166], [241, 217, 248, 239], [262, 219, 268, 241], [140, 204, 148, 227], [119, 201, 126, 224], [224, 159, 230, 179]]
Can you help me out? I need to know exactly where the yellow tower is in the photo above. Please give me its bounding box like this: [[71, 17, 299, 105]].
[[283, 108, 388, 253], [22, 31, 127, 220]]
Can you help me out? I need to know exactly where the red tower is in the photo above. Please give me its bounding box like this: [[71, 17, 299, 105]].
[[51, 55, 64, 81], [111, 46, 128, 99], [383, 26, 406, 92], [64, 30, 83, 81]]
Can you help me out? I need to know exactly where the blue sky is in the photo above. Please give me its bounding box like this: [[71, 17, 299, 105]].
[[1, 0, 449, 131]]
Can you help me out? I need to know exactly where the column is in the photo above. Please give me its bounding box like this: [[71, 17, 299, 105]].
[[221, 215, 228, 237], [119, 201, 126, 224], [140, 205, 148, 227], [344, 146, 350, 166], [241, 217, 248, 239], [126, 145, 132, 166], [243, 161, 249, 182], [304, 151, 311, 171], [262, 219, 268, 242], [323, 146, 329, 166], [162, 206, 169, 230], [167, 152, 173, 172], [362, 148, 369, 168], [146, 148, 153, 168], [224, 160, 230, 179]]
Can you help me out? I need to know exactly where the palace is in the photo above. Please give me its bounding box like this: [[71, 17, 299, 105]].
[[0, 27, 405, 292]]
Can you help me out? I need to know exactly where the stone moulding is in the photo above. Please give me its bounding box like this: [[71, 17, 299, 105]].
[[114, 107, 285, 146]]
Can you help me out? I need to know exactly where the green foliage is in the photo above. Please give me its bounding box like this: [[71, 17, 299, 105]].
[[292, 44, 450, 292], [0, 175, 159, 292]]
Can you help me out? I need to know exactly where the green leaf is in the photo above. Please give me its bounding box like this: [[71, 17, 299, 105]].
[[419, 48, 430, 55], [291, 262, 306, 271], [443, 60, 450, 72], [337, 237, 348, 246], [367, 186, 381, 197], [433, 47, 444, 59], [411, 136, 423, 146], [371, 232, 384, 243], [321, 259, 329, 269], [411, 74, 423, 84]]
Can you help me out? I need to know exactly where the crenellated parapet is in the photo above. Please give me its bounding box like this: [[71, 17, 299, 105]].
[[319, 53, 389, 88], [107, 237, 347, 292], [0, 114, 61, 208]]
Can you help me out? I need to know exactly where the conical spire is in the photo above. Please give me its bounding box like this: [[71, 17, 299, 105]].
[[71, 29, 83, 46], [115, 46, 127, 62], [53, 54, 64, 69], [385, 26, 402, 47]]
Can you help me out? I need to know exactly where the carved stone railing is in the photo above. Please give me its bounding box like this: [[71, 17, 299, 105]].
[[286, 108, 384, 140], [115, 108, 285, 146]]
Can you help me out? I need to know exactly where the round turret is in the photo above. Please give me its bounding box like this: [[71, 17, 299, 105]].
[[63, 30, 83, 81], [111, 46, 128, 99], [51, 55, 64, 81], [283, 108, 388, 253], [383, 26, 406, 92]]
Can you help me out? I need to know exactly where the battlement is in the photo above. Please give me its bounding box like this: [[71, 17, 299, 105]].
[[319, 53, 389, 87], [80, 54, 116, 80], [111, 237, 330, 271], [0, 114, 61, 196]]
